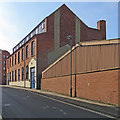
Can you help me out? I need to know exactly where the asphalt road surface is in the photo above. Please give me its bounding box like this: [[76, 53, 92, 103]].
[[2, 86, 112, 119]]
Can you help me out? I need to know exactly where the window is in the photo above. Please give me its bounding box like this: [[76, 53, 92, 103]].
[[7, 56, 8, 58], [3, 55, 5, 58], [3, 61, 6, 65], [10, 72, 11, 82], [22, 40, 24, 45], [15, 70, 17, 81], [22, 49, 24, 61], [36, 28, 39, 34], [26, 45, 28, 58], [15, 54, 17, 65], [42, 22, 44, 29], [18, 51, 20, 63], [24, 38, 26, 44], [12, 56, 14, 66], [12, 71, 14, 81], [26, 36, 29, 42], [22, 67, 24, 80], [26, 66, 29, 80], [18, 69, 20, 81], [3, 67, 5, 71], [31, 41, 35, 56], [19, 43, 22, 47], [10, 58, 11, 67]]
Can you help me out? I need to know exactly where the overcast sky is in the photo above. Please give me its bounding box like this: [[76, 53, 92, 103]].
[[0, 2, 118, 54]]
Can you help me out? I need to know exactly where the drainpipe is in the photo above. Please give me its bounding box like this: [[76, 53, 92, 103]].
[[67, 35, 72, 97]]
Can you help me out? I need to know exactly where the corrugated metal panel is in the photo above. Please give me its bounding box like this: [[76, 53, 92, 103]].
[[56, 60, 62, 76], [91, 46, 99, 71], [66, 55, 70, 75], [110, 45, 115, 68], [81, 47, 86, 72], [47, 68, 52, 77], [99, 45, 104, 70], [61, 56, 68, 75], [86, 46, 92, 72], [42, 43, 119, 78], [118, 44, 120, 67], [108, 45, 111, 69], [104, 45, 109, 69], [96, 46, 101, 70], [77, 47, 86, 73], [72, 50, 75, 74], [76, 47, 81, 73], [114, 44, 119, 67], [52, 64, 56, 77]]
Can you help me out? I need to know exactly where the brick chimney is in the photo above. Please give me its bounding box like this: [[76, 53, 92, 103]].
[[97, 20, 106, 40]]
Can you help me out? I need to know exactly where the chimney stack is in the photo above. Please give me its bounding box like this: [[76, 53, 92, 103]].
[[97, 20, 106, 40]]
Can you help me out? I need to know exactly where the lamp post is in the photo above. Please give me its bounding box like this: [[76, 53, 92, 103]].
[[67, 35, 72, 97]]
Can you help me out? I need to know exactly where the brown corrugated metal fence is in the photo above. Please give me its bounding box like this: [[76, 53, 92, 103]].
[[43, 44, 119, 78]]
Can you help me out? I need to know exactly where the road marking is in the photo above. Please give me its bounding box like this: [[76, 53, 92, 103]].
[[32, 92, 116, 119], [0, 114, 2, 120], [4, 86, 117, 119]]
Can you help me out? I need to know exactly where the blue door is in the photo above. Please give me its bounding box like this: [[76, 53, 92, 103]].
[[7, 74, 9, 85], [30, 67, 35, 89]]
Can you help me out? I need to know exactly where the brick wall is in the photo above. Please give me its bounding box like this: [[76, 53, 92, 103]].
[[42, 69, 119, 106], [59, 4, 106, 45], [76, 70, 118, 105], [60, 5, 76, 47], [80, 20, 106, 41], [7, 37, 37, 83], [36, 16, 54, 88]]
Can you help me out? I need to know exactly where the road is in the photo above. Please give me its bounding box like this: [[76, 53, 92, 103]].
[[1, 86, 112, 119]]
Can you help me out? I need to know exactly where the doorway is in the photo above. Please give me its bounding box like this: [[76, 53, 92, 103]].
[[30, 67, 35, 89]]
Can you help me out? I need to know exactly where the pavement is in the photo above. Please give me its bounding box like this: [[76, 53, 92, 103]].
[[1, 85, 120, 119]]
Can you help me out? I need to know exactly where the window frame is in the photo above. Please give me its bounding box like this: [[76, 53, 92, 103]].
[[12, 56, 14, 66], [12, 71, 14, 82], [15, 54, 17, 65], [22, 67, 24, 81], [15, 70, 17, 81], [26, 66, 29, 80], [10, 72, 11, 82], [22, 49, 24, 61], [10, 58, 11, 67], [18, 69, 20, 81], [31, 41, 35, 56], [26, 45, 29, 59], [18, 51, 20, 63]]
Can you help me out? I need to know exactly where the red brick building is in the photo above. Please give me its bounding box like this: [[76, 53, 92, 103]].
[[6, 4, 106, 89], [0, 49, 10, 85]]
